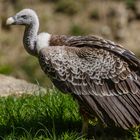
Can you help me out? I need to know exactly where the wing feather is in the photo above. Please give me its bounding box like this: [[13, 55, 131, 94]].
[[38, 35, 140, 128]]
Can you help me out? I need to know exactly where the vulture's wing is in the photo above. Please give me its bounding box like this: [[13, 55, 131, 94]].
[[66, 35, 140, 67], [39, 35, 140, 129]]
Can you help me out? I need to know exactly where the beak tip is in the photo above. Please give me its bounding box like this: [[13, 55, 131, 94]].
[[6, 17, 15, 25]]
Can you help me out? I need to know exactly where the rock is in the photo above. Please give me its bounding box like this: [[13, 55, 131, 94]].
[[0, 74, 46, 97]]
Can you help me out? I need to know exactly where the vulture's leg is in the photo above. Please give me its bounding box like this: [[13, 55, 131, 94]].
[[79, 107, 89, 135], [81, 114, 89, 135], [80, 107, 97, 139]]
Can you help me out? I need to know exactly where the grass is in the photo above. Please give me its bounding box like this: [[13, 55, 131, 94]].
[[0, 65, 13, 74], [69, 24, 88, 36], [0, 89, 139, 140], [89, 9, 100, 20], [55, 0, 80, 16], [0, 89, 83, 140], [125, 0, 136, 11]]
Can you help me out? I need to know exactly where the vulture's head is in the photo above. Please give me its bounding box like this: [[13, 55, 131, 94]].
[[6, 9, 39, 26]]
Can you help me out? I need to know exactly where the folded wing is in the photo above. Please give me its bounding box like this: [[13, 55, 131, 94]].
[[39, 35, 140, 129]]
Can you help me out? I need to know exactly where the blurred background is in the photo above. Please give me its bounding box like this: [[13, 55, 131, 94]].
[[0, 0, 140, 88]]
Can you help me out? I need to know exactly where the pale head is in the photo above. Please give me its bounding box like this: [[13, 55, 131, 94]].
[[6, 9, 39, 26], [6, 8, 51, 56]]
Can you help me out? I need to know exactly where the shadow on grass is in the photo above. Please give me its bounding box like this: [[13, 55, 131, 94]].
[[0, 116, 81, 138], [89, 125, 131, 140], [0, 107, 81, 137], [0, 116, 132, 140]]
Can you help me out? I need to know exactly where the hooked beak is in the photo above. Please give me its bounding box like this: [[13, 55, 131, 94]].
[[6, 17, 15, 25]]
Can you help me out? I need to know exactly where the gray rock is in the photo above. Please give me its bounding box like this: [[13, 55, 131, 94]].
[[0, 74, 46, 96]]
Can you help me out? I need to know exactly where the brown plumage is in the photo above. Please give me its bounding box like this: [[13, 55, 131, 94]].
[[6, 9, 140, 133], [39, 35, 140, 129]]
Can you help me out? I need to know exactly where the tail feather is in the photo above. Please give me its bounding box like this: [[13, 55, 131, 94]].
[[106, 96, 132, 128], [117, 94, 140, 125], [83, 92, 140, 129]]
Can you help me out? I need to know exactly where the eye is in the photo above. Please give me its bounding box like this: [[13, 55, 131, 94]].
[[21, 15, 27, 19]]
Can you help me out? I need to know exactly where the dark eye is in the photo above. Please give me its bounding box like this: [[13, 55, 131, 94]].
[[21, 15, 27, 19]]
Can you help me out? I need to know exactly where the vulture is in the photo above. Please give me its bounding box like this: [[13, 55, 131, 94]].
[[6, 9, 140, 134]]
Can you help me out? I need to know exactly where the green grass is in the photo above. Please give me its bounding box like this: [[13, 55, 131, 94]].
[[125, 0, 136, 10], [89, 9, 100, 20], [0, 89, 139, 140], [0, 89, 83, 140], [55, 0, 80, 16], [0, 65, 13, 74], [69, 24, 88, 36]]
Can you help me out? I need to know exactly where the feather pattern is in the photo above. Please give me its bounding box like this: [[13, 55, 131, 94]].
[[38, 35, 140, 129]]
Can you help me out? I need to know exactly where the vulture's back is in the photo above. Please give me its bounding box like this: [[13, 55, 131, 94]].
[[38, 35, 140, 129]]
